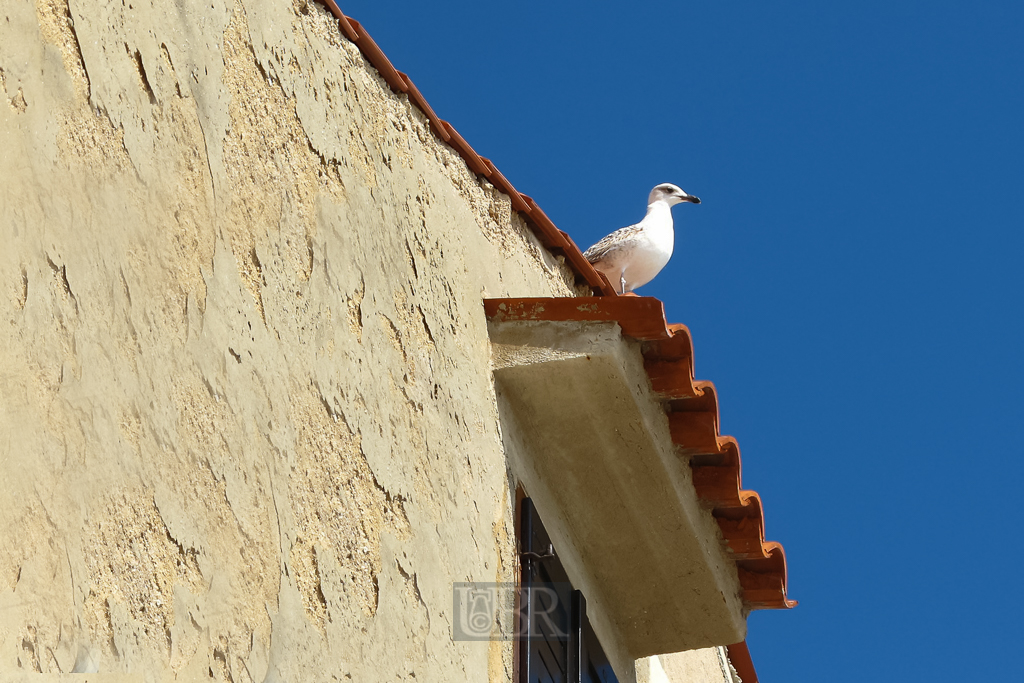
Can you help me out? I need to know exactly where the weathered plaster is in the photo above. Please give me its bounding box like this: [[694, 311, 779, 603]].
[[0, 0, 581, 679], [491, 320, 745, 669], [639, 648, 737, 683]]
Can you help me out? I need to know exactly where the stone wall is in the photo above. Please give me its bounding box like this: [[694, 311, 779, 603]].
[[0, 0, 582, 679]]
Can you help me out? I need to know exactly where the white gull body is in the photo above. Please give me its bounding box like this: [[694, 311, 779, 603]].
[[583, 183, 700, 294]]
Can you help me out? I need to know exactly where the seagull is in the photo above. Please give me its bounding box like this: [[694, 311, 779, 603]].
[[583, 183, 700, 294]]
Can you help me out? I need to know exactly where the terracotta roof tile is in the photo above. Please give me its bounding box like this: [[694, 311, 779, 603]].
[[725, 641, 759, 683], [316, 0, 615, 295], [484, 296, 796, 612], [313, 2, 793, 669]]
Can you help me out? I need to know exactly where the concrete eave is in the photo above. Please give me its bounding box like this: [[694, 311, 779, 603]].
[[490, 318, 747, 658]]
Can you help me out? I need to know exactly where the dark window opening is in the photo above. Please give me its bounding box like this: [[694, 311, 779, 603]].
[[519, 497, 619, 683]]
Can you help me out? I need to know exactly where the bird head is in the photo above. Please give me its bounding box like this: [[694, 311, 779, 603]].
[[649, 183, 700, 207]]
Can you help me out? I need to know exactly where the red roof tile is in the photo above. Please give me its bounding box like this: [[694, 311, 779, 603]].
[[313, 1, 794, 665], [485, 297, 796, 612], [316, 0, 616, 295], [725, 641, 759, 683]]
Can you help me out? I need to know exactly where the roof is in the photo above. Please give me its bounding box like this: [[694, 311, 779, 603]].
[[317, 0, 617, 295], [485, 296, 796, 613], [313, 0, 792, 676], [725, 641, 759, 683]]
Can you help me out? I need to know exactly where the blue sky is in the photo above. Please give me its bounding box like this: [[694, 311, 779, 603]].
[[335, 1, 1024, 679]]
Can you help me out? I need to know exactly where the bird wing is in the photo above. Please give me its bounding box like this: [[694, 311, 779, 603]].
[[583, 224, 643, 264]]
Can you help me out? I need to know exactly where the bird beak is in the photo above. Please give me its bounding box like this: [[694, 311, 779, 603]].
[[685, 195, 701, 204]]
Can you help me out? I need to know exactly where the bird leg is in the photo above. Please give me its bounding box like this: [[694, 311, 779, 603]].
[[619, 274, 627, 295]]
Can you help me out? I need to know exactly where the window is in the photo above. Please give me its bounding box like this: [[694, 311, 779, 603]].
[[519, 497, 618, 683]]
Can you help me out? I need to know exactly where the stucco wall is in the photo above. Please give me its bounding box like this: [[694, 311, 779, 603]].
[[0, 0, 584, 679], [639, 649, 738, 683]]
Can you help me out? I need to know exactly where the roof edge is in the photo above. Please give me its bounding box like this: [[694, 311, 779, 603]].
[[725, 642, 759, 683], [316, 0, 616, 296], [484, 296, 796, 611]]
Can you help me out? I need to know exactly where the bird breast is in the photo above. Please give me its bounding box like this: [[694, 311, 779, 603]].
[[624, 234, 671, 282], [639, 208, 675, 261]]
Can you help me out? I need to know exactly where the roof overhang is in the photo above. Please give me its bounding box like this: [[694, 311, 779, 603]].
[[309, 0, 792, 668], [487, 296, 794, 660]]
